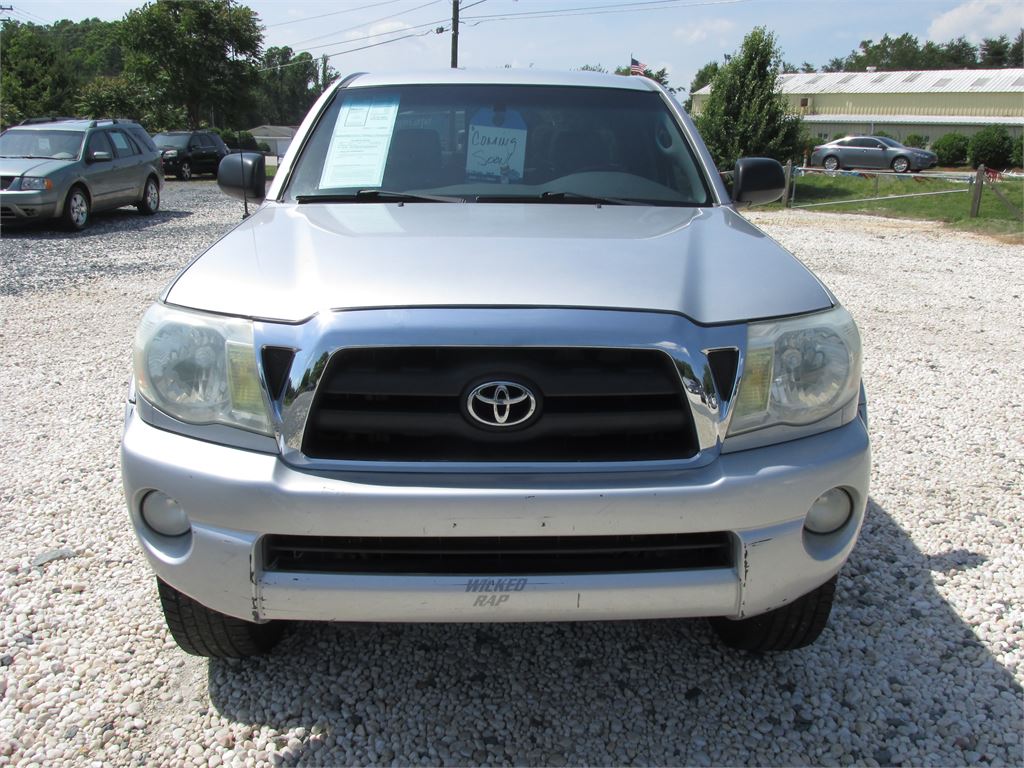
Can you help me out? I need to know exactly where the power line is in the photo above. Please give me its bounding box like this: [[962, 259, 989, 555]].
[[277, 0, 443, 50], [265, 0, 406, 28], [260, 25, 447, 71], [461, 0, 748, 24]]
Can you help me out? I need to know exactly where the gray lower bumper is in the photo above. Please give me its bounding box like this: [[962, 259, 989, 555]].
[[121, 408, 870, 623]]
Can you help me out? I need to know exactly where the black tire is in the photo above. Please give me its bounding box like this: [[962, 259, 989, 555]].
[[891, 156, 910, 173], [137, 176, 160, 215], [177, 161, 192, 181], [61, 185, 90, 231], [709, 575, 837, 651], [822, 155, 840, 172], [157, 578, 283, 658]]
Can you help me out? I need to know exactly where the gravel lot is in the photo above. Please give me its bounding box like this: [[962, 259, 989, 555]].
[[1, 183, 1022, 767]]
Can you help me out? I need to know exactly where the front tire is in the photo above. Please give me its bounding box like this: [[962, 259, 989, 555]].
[[157, 578, 283, 658], [61, 185, 90, 231], [177, 161, 192, 181], [709, 575, 837, 651], [823, 155, 840, 171], [891, 157, 910, 173], [137, 176, 160, 215]]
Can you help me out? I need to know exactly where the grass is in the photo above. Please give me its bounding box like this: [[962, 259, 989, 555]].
[[265, 164, 277, 179], [774, 172, 1024, 241]]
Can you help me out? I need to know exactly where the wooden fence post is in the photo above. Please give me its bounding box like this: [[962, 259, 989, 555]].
[[783, 160, 792, 208], [969, 165, 985, 218]]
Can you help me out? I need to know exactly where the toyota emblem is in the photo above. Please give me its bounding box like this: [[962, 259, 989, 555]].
[[465, 381, 538, 428]]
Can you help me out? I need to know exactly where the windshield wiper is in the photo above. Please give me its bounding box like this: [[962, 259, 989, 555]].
[[476, 191, 643, 206], [296, 189, 465, 204]]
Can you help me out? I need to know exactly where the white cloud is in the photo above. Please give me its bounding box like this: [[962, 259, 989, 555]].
[[673, 18, 735, 45], [927, 0, 1023, 43]]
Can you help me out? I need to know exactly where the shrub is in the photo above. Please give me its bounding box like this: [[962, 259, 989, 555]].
[[931, 133, 969, 166], [1012, 135, 1023, 169], [831, 132, 847, 141], [236, 130, 258, 150], [968, 125, 1013, 168], [873, 130, 894, 139], [220, 128, 239, 148], [903, 133, 928, 148], [257, 141, 271, 153]]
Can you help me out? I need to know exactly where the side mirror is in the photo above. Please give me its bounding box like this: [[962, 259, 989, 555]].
[[732, 157, 785, 206], [88, 151, 112, 163], [217, 152, 266, 206]]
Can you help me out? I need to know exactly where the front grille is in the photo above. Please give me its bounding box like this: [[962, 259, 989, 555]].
[[302, 347, 697, 462], [264, 533, 733, 574], [0, 206, 13, 218], [0, 176, 14, 190]]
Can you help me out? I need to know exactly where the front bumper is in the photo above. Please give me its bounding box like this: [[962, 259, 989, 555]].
[[122, 406, 871, 624], [0, 189, 62, 221]]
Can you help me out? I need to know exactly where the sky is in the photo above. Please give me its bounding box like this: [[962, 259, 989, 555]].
[[7, 0, 1024, 91]]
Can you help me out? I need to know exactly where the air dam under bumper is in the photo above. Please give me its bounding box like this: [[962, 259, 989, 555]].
[[121, 406, 870, 624]]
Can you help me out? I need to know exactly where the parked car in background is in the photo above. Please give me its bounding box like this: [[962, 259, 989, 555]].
[[123, 69, 869, 659], [0, 118, 163, 231], [152, 130, 229, 180], [810, 136, 938, 173]]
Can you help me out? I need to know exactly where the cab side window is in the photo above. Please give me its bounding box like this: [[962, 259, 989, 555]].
[[109, 131, 137, 158]]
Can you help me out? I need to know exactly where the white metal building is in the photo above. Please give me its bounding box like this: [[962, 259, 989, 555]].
[[690, 68, 1024, 143]]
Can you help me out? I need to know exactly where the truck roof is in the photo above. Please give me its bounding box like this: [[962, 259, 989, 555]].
[[345, 68, 661, 92]]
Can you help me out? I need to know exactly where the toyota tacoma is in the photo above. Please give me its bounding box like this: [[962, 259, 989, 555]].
[[121, 70, 869, 657]]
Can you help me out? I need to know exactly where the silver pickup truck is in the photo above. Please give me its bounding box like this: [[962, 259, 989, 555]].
[[121, 69, 869, 658]]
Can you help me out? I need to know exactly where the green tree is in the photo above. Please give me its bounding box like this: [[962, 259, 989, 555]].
[[121, 0, 263, 129], [980, 35, 1011, 67], [695, 27, 803, 168], [255, 47, 321, 126], [1010, 30, 1024, 67], [684, 60, 719, 111], [0, 21, 77, 125], [76, 75, 186, 131]]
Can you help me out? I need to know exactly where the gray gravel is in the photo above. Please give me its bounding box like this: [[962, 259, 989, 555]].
[[1, 187, 1022, 767]]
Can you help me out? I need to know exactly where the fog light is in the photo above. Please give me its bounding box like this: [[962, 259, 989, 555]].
[[141, 491, 190, 537], [804, 488, 852, 535]]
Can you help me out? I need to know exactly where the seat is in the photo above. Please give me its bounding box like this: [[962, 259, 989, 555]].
[[550, 129, 611, 178], [382, 128, 443, 189]]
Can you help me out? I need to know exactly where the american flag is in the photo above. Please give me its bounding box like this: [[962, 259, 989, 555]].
[[630, 57, 646, 75]]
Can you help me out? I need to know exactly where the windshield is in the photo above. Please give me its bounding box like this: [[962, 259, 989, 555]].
[[153, 133, 191, 149], [286, 84, 711, 206], [0, 129, 84, 159], [877, 137, 904, 148]]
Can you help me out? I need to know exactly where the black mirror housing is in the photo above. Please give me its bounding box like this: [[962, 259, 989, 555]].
[[217, 152, 266, 204], [732, 157, 786, 206]]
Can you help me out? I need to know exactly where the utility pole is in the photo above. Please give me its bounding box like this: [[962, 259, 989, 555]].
[[450, 0, 459, 68]]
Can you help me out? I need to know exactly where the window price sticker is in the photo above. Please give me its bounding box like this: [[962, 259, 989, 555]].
[[319, 94, 401, 189]]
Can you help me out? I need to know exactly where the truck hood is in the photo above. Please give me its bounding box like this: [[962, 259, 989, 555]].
[[166, 202, 833, 325], [0, 157, 74, 177]]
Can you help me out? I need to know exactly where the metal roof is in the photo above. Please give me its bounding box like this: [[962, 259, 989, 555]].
[[802, 114, 1024, 126], [694, 68, 1024, 95]]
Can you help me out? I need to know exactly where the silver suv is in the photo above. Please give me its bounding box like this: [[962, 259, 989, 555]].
[[122, 70, 870, 657], [0, 118, 163, 230]]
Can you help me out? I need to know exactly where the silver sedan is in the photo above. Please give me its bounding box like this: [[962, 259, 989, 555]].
[[810, 136, 938, 173]]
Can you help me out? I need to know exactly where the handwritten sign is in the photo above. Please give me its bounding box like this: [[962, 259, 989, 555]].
[[319, 94, 400, 189], [466, 108, 527, 183]]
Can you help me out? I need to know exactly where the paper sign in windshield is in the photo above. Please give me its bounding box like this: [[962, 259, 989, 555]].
[[319, 94, 400, 189], [466, 108, 527, 183]]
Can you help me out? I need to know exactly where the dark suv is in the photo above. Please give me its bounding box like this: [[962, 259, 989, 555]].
[[152, 130, 230, 180]]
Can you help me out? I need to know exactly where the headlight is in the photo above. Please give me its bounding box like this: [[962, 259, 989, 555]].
[[20, 177, 53, 190], [133, 303, 272, 434], [162, 149, 178, 158], [728, 306, 861, 436]]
